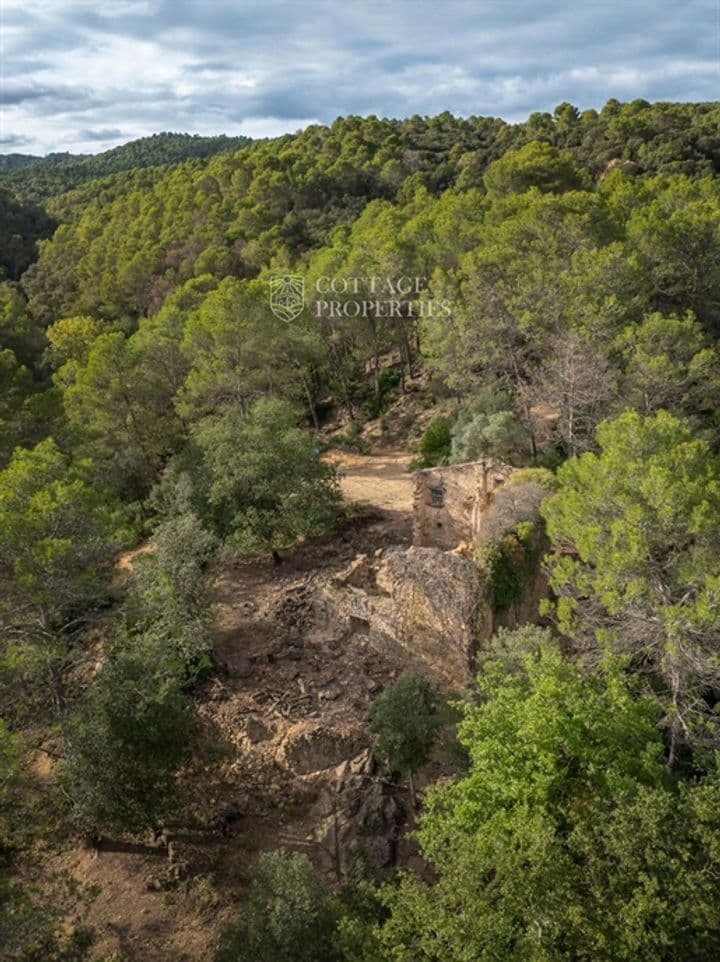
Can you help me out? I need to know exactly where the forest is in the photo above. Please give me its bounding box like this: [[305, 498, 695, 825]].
[[0, 133, 252, 204], [1, 98, 720, 961]]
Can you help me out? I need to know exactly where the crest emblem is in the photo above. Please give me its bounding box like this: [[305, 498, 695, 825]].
[[269, 274, 305, 322]]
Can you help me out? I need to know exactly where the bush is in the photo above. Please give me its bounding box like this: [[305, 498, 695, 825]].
[[475, 624, 552, 677], [480, 480, 549, 543], [478, 520, 541, 612], [506, 467, 559, 492], [126, 512, 218, 676], [451, 390, 527, 465], [215, 850, 338, 962], [191, 397, 342, 555], [362, 367, 402, 420], [62, 648, 193, 836], [416, 415, 452, 467], [370, 671, 438, 805]]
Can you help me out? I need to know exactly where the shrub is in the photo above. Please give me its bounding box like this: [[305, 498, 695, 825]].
[[370, 671, 438, 805], [215, 850, 338, 962], [478, 521, 541, 612], [417, 415, 452, 467]]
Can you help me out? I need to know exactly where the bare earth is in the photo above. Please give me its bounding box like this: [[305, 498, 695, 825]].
[[41, 449, 430, 962], [332, 449, 414, 514]]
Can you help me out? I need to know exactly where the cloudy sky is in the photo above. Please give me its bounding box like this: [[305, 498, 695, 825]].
[[1, 0, 719, 156]]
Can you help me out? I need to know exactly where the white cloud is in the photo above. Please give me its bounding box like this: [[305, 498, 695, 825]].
[[1, 0, 718, 154]]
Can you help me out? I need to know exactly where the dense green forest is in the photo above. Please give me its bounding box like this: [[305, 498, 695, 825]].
[[2, 98, 720, 960], [0, 189, 56, 282], [0, 133, 252, 204]]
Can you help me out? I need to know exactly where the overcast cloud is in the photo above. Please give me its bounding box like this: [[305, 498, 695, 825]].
[[1, 0, 718, 155]]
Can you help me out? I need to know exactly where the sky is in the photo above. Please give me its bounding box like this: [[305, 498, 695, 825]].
[[1, 0, 719, 156]]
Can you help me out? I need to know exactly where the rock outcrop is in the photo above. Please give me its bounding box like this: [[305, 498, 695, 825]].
[[310, 749, 404, 878]]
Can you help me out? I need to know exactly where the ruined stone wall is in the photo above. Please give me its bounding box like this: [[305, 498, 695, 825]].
[[315, 546, 482, 690], [412, 461, 513, 550], [375, 547, 481, 685], [313, 528, 547, 691]]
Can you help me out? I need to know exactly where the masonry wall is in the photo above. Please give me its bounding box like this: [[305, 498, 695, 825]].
[[315, 546, 481, 689], [412, 461, 512, 550]]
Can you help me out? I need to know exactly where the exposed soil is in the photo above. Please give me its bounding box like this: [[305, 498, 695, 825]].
[[332, 449, 414, 516], [38, 449, 442, 962]]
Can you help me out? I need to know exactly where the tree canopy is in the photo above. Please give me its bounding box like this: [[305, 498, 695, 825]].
[[380, 638, 720, 961]]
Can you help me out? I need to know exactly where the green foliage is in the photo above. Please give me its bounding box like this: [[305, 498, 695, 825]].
[[451, 390, 527, 464], [9, 103, 720, 492], [476, 476, 547, 612], [420, 186, 633, 458], [362, 368, 401, 420], [478, 523, 539, 612], [479, 538, 524, 611], [333, 419, 369, 452], [0, 719, 22, 851], [186, 397, 341, 554], [622, 175, 720, 333], [505, 466, 558, 492], [541, 410, 720, 758], [0, 188, 55, 280], [0, 894, 97, 962], [616, 310, 720, 432], [0, 282, 45, 369], [380, 639, 720, 961], [0, 284, 63, 463], [62, 645, 193, 835], [62, 328, 186, 499], [0, 349, 36, 466], [0, 438, 123, 652], [369, 671, 438, 779], [331, 882, 388, 962], [126, 511, 218, 673], [416, 415, 452, 467], [483, 140, 590, 196], [215, 850, 338, 962], [2, 102, 720, 951], [0, 132, 252, 203], [12, 103, 720, 336], [474, 623, 549, 676], [44, 315, 106, 384]]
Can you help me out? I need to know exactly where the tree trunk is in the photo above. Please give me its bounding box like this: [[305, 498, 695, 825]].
[[408, 770, 417, 809], [330, 342, 354, 419], [48, 655, 66, 716], [481, 460, 490, 502], [665, 660, 685, 771], [301, 374, 320, 429]]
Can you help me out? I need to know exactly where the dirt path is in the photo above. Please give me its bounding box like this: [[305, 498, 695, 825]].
[[331, 449, 414, 514], [328, 449, 415, 545]]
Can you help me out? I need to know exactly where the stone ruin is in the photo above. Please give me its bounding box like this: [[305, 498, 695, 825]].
[[313, 546, 483, 689], [412, 459, 513, 550], [313, 459, 545, 693]]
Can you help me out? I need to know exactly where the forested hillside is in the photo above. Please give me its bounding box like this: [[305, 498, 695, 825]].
[[0, 188, 56, 281], [2, 99, 720, 961], [0, 133, 252, 203]]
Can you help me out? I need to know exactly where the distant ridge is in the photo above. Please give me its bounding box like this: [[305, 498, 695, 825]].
[[0, 132, 252, 202]]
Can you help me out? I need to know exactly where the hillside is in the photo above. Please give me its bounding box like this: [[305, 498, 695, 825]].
[[0, 133, 252, 203], [2, 100, 720, 961], [0, 187, 56, 281]]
